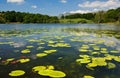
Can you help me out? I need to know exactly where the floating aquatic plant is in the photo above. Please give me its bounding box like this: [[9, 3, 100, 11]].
[[79, 49, 89, 52], [76, 58, 90, 64], [44, 50, 57, 54], [83, 75, 95, 78], [36, 53, 48, 57], [92, 58, 107, 66], [32, 65, 66, 77], [32, 66, 46, 72], [6, 58, 15, 62], [9, 70, 25, 76], [87, 63, 97, 68], [113, 56, 120, 62], [21, 49, 31, 53], [26, 46, 34, 48], [19, 58, 30, 63], [107, 62, 116, 69]]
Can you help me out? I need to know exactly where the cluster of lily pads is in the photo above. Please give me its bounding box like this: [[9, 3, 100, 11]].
[[0, 27, 120, 78], [8, 65, 66, 78], [76, 43, 120, 70]]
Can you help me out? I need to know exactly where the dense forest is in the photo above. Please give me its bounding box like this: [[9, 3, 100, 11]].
[[0, 7, 120, 24], [0, 11, 59, 23]]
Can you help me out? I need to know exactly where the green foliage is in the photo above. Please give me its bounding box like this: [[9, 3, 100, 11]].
[[61, 7, 120, 24], [0, 7, 120, 24], [59, 18, 93, 23], [0, 11, 59, 23]]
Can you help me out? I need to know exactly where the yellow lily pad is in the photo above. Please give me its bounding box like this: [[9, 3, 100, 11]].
[[26, 46, 34, 48], [44, 50, 57, 54], [113, 56, 120, 62], [87, 63, 97, 68], [19, 58, 30, 63], [83, 75, 95, 78], [36, 53, 48, 57], [48, 70, 66, 78], [92, 58, 107, 66], [38, 69, 53, 76], [76, 58, 90, 64], [6, 58, 15, 62], [21, 49, 31, 53], [32, 66, 46, 72], [9, 70, 25, 76], [107, 62, 116, 69], [47, 65, 54, 70]]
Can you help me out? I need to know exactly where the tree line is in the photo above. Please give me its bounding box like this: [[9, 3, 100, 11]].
[[0, 11, 59, 23], [61, 7, 120, 23], [0, 7, 120, 24]]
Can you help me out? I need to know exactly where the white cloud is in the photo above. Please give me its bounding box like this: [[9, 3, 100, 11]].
[[69, 9, 100, 14], [78, 0, 120, 9], [31, 5, 37, 9], [60, 0, 67, 3], [70, 10, 91, 14], [7, 0, 25, 4]]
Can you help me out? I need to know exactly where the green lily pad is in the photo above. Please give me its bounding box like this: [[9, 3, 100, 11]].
[[48, 70, 66, 78], [44, 50, 57, 54], [32, 66, 46, 72], [114, 56, 120, 62], [92, 58, 107, 66], [26, 46, 34, 48], [83, 75, 95, 78], [9, 70, 25, 76], [76, 58, 90, 64], [36, 53, 48, 57], [107, 62, 116, 69], [87, 63, 97, 68], [19, 58, 30, 63], [21, 49, 31, 53], [6, 58, 15, 62]]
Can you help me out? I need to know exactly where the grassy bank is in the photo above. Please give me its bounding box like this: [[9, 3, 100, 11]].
[[59, 18, 93, 24]]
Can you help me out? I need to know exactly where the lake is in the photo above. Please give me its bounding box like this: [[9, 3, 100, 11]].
[[0, 24, 120, 78]]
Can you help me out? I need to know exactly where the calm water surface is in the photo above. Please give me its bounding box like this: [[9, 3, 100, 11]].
[[0, 24, 120, 78]]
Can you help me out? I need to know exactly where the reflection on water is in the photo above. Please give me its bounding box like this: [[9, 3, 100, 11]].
[[0, 24, 120, 78]]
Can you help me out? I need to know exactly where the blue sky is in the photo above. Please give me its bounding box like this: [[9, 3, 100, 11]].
[[0, 0, 120, 16]]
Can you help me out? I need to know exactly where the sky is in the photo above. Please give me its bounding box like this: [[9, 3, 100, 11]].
[[0, 0, 120, 16]]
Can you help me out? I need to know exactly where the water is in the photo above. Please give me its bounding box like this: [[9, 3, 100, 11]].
[[0, 24, 120, 78]]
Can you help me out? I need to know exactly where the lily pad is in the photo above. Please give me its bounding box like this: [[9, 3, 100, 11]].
[[21, 49, 31, 53], [26, 46, 34, 48], [9, 70, 25, 76], [19, 58, 30, 63], [44, 50, 57, 54], [83, 75, 95, 78], [87, 63, 97, 68], [107, 62, 116, 69], [76, 58, 90, 64], [32, 66, 46, 72], [48, 70, 66, 78], [36, 53, 48, 57], [92, 58, 107, 66]]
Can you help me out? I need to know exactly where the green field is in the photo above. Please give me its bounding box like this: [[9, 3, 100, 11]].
[[59, 18, 93, 24]]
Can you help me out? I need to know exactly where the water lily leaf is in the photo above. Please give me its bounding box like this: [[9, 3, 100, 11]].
[[32, 66, 46, 72], [107, 62, 116, 69], [9, 70, 25, 76], [21, 49, 31, 53], [36, 53, 48, 57], [26, 46, 34, 48], [83, 75, 95, 78], [44, 50, 57, 54], [19, 58, 30, 63], [48, 70, 66, 78]]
